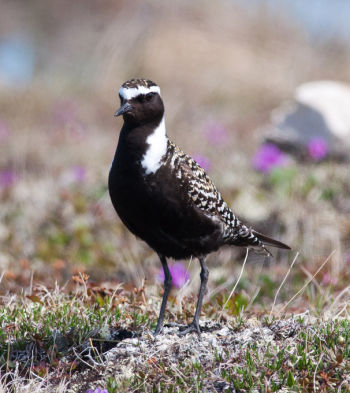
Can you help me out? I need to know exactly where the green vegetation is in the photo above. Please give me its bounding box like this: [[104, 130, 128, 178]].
[[1, 1, 350, 392], [1, 277, 350, 392]]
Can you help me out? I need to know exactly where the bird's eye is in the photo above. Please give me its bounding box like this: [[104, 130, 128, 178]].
[[146, 92, 155, 101]]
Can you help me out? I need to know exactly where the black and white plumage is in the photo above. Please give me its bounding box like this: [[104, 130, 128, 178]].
[[109, 78, 290, 335]]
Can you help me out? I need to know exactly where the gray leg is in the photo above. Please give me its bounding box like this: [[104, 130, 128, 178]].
[[179, 257, 209, 336], [154, 254, 172, 335]]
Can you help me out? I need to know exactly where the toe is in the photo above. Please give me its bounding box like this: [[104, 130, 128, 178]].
[[178, 322, 201, 337]]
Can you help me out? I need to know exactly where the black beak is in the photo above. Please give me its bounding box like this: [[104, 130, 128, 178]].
[[114, 102, 132, 117]]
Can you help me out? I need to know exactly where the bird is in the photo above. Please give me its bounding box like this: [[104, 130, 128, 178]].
[[108, 78, 290, 335]]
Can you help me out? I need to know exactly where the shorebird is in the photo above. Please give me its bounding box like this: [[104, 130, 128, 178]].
[[109, 78, 290, 335]]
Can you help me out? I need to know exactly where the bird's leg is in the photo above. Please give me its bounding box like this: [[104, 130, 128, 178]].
[[154, 254, 172, 335], [179, 257, 209, 336]]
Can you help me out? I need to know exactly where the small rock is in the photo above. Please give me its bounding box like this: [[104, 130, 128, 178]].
[[216, 326, 230, 337]]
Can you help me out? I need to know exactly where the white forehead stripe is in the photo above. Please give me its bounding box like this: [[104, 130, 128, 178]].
[[119, 85, 161, 100]]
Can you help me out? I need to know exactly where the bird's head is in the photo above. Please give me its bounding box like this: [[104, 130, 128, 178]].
[[115, 79, 164, 126]]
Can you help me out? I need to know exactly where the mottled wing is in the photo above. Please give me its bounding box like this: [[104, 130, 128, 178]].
[[167, 143, 234, 223], [164, 141, 267, 249]]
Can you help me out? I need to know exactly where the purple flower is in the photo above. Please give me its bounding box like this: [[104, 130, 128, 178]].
[[252, 143, 287, 174], [87, 389, 108, 393], [346, 253, 350, 266], [192, 154, 211, 172], [307, 138, 328, 161], [72, 165, 86, 183], [321, 272, 337, 286], [0, 169, 17, 189], [205, 121, 228, 145], [158, 262, 190, 288]]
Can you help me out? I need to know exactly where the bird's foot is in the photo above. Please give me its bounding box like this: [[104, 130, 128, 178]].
[[164, 322, 186, 329], [154, 322, 187, 336], [178, 321, 201, 337], [153, 324, 163, 336]]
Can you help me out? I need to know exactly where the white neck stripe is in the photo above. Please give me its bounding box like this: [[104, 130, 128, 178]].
[[119, 85, 161, 100], [141, 117, 167, 175]]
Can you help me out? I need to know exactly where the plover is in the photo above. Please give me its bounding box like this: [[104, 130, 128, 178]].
[[109, 78, 290, 335]]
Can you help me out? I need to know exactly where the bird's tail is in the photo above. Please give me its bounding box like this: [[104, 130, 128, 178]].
[[227, 220, 290, 256], [252, 230, 291, 252]]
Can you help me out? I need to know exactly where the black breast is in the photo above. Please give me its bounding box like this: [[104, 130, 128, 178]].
[[109, 136, 223, 259]]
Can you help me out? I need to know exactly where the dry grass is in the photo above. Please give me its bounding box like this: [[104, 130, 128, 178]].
[[0, 1, 350, 391], [0, 268, 349, 392]]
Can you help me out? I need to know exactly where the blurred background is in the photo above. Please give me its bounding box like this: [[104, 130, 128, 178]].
[[0, 0, 349, 311]]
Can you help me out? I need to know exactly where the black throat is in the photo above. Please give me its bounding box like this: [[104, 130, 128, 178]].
[[111, 88, 166, 175], [112, 113, 165, 174]]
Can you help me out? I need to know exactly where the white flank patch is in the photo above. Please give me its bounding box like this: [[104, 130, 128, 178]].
[[119, 85, 161, 100], [141, 117, 167, 175]]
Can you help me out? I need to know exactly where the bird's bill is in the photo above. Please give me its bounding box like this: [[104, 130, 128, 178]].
[[114, 102, 132, 117]]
